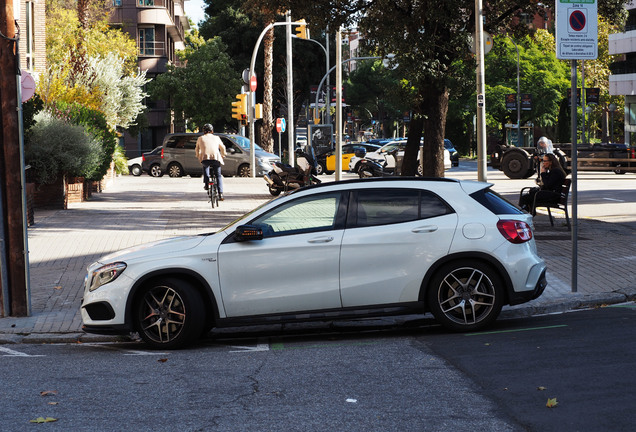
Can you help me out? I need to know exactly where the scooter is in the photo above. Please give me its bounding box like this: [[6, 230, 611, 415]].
[[356, 148, 399, 178], [264, 149, 321, 196]]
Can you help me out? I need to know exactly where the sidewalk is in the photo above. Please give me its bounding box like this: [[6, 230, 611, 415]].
[[1, 174, 635, 344]]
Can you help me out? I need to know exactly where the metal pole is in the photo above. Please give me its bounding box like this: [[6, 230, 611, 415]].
[[325, 27, 331, 126], [286, 13, 295, 168], [506, 36, 521, 146], [570, 60, 578, 293], [581, 61, 586, 146], [335, 29, 342, 180], [475, 0, 487, 182]]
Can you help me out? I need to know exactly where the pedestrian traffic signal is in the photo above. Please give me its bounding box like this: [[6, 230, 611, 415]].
[[295, 19, 309, 39], [232, 94, 247, 122]]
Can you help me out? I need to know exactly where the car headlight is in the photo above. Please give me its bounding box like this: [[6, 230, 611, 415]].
[[89, 262, 127, 292]]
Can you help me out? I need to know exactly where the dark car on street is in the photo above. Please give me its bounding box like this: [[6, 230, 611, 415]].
[[142, 147, 163, 177]]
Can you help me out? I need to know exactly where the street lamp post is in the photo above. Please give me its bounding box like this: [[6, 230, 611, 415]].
[[295, 35, 329, 124], [609, 103, 617, 143]]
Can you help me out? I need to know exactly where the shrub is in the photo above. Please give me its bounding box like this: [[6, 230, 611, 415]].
[[25, 113, 102, 184]]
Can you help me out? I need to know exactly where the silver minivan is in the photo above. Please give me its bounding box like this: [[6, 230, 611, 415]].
[[160, 133, 280, 177]]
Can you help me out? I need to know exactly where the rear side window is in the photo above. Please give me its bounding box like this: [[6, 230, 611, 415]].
[[470, 188, 523, 215], [352, 189, 452, 228]]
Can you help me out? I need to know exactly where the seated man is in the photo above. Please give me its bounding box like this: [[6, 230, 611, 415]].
[[519, 153, 566, 213]]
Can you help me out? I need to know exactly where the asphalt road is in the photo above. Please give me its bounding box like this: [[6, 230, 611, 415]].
[[3, 305, 636, 431]]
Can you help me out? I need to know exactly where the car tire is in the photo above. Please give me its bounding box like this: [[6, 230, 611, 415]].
[[316, 162, 325, 176], [427, 261, 504, 332], [238, 164, 250, 177], [129, 164, 142, 176], [134, 278, 205, 349], [167, 163, 183, 178], [149, 164, 163, 177]]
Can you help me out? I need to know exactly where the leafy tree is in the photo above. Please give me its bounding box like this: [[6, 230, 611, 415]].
[[254, 0, 629, 176], [148, 37, 242, 130]]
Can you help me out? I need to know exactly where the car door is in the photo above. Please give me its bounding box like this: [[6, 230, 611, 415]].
[[221, 137, 242, 176], [218, 191, 347, 317], [340, 188, 458, 307]]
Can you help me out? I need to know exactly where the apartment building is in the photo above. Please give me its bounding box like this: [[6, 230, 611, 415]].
[[15, 0, 46, 79], [609, 0, 636, 145], [109, 0, 189, 155]]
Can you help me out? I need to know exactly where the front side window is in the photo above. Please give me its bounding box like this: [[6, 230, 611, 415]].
[[353, 188, 451, 228], [251, 192, 343, 237]]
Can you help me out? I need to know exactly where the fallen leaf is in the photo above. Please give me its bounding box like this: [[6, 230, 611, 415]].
[[157, 358, 168, 363], [40, 391, 58, 397], [537, 386, 547, 391], [54, 286, 62, 290], [546, 398, 558, 408], [29, 417, 58, 423], [48, 402, 59, 406]]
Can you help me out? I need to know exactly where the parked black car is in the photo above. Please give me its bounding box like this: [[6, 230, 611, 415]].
[[142, 147, 163, 177]]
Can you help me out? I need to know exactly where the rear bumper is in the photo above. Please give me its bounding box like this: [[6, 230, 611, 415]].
[[509, 267, 548, 305]]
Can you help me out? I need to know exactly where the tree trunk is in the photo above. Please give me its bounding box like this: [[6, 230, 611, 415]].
[[401, 82, 449, 177], [260, 27, 274, 153]]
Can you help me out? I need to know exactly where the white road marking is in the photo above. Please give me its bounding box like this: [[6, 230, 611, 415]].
[[229, 338, 270, 353], [603, 197, 624, 202], [0, 346, 45, 357]]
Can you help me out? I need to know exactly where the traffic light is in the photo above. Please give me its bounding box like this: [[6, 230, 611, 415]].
[[231, 93, 247, 122], [295, 19, 309, 39], [254, 103, 263, 120]]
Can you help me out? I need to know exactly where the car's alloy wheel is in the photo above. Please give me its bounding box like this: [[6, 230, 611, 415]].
[[316, 162, 325, 175], [428, 262, 503, 331], [134, 278, 205, 349], [150, 164, 163, 177], [238, 164, 250, 177], [167, 163, 183, 177]]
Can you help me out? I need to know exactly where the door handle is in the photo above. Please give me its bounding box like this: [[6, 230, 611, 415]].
[[412, 226, 438, 233], [308, 236, 334, 243]]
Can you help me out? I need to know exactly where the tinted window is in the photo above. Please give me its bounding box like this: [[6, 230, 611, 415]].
[[251, 192, 343, 237], [223, 138, 241, 153], [353, 189, 451, 227], [470, 188, 523, 215]]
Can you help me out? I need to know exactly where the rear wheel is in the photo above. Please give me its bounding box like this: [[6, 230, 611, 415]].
[[502, 152, 530, 179], [269, 185, 281, 196], [427, 261, 504, 332], [149, 164, 163, 177], [130, 165, 142, 176], [167, 163, 183, 178], [134, 278, 205, 349]]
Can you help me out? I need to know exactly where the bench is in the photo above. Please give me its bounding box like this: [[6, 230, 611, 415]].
[[533, 178, 572, 230]]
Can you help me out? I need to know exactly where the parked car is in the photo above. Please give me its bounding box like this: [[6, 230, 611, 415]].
[[315, 143, 381, 175], [349, 140, 451, 174], [140, 147, 163, 177], [80, 177, 547, 349], [445, 139, 460, 167], [159, 133, 280, 178], [127, 156, 143, 176]]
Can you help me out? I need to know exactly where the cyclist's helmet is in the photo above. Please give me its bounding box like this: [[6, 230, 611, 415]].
[[202, 123, 213, 133]]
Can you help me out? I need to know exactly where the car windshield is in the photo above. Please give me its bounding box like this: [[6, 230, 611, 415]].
[[234, 135, 263, 151], [381, 142, 406, 153]]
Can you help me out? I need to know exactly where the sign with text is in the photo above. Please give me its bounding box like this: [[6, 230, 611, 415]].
[[556, 0, 598, 59]]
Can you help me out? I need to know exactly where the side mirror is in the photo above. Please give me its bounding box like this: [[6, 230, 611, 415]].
[[234, 225, 263, 242]]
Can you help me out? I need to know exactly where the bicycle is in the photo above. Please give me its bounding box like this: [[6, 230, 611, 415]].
[[207, 174, 220, 209]]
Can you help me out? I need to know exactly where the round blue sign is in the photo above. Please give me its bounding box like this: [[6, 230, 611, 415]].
[[569, 10, 586, 32]]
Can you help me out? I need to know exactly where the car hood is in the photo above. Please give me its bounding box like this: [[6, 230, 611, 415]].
[[95, 235, 209, 265]]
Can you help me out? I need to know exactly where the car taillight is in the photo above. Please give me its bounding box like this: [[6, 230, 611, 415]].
[[161, 148, 164, 159], [497, 220, 533, 244], [142, 155, 146, 161]]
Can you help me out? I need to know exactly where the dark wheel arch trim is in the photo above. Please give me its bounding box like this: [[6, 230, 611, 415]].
[[123, 268, 220, 331], [418, 252, 513, 308]]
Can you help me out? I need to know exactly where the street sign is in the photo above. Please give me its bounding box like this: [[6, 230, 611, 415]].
[[556, 0, 598, 59], [250, 75, 257, 92], [275, 118, 286, 133]]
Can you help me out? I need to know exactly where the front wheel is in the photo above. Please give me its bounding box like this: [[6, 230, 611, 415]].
[[269, 185, 281, 196], [427, 261, 504, 332], [238, 164, 250, 177], [149, 164, 163, 177], [134, 278, 205, 349]]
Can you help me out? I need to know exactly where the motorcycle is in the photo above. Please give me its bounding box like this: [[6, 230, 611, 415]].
[[264, 149, 321, 196], [356, 148, 400, 178]]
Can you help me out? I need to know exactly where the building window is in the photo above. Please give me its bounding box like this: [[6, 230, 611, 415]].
[[25, 1, 35, 70], [139, 27, 155, 55], [628, 104, 636, 126], [139, 0, 154, 5], [112, 0, 122, 6]]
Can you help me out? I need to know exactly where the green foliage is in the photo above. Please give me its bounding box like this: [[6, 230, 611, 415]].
[[148, 37, 242, 129], [48, 101, 118, 180], [112, 144, 129, 175], [25, 113, 102, 184], [22, 94, 44, 132]]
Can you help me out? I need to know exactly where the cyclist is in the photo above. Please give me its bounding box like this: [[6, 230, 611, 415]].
[[195, 123, 226, 200]]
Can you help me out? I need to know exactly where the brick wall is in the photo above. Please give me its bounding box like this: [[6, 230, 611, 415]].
[[17, 0, 47, 76]]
